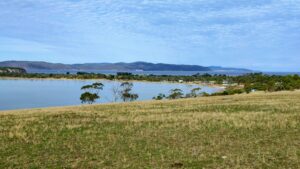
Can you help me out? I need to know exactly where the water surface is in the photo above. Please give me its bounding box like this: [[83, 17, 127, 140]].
[[0, 79, 220, 111]]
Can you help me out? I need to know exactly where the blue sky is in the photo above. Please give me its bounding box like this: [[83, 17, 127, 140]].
[[0, 0, 299, 71]]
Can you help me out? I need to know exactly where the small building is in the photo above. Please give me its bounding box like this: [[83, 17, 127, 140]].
[[178, 80, 184, 83]]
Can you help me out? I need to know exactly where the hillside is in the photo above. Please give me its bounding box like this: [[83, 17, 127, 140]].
[[0, 67, 26, 74], [0, 91, 299, 168], [0, 61, 252, 72]]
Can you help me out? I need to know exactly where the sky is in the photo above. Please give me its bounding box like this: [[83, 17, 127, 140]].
[[0, 0, 299, 71]]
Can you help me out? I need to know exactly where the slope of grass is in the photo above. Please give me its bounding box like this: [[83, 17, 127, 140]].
[[0, 91, 299, 168]]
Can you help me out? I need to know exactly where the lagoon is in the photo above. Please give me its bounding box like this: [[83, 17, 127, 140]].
[[0, 79, 220, 111]]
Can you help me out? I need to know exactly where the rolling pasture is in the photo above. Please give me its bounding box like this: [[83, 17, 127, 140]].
[[0, 91, 299, 168]]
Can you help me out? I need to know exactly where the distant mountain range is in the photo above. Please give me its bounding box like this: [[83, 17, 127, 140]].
[[0, 61, 252, 72]]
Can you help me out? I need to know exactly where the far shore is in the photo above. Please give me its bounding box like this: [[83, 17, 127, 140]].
[[0, 76, 226, 89]]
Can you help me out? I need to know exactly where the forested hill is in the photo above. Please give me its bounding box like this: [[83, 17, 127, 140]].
[[0, 61, 251, 72]]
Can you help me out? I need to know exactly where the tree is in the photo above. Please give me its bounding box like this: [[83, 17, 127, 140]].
[[81, 82, 104, 94], [80, 92, 99, 104], [80, 82, 104, 104], [186, 87, 201, 98], [244, 83, 252, 94], [119, 82, 139, 102], [153, 93, 166, 100], [168, 88, 184, 99], [111, 82, 121, 102]]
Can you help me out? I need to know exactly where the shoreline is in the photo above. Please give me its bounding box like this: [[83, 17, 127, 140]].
[[0, 76, 226, 89]]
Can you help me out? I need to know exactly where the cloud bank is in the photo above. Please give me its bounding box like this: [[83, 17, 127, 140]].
[[0, 0, 299, 71]]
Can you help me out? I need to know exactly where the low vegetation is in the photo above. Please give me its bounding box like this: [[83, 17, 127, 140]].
[[0, 67, 26, 74], [0, 91, 299, 168]]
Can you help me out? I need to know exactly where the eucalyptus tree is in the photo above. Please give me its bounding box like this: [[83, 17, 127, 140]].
[[80, 82, 104, 104], [80, 92, 100, 104], [153, 93, 166, 100], [186, 87, 202, 98], [111, 83, 121, 102], [119, 82, 139, 102], [168, 88, 184, 99]]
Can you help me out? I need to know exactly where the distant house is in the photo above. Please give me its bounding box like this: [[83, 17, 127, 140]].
[[178, 80, 184, 83]]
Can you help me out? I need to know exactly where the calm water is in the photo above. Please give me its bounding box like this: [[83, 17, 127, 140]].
[[0, 79, 220, 111]]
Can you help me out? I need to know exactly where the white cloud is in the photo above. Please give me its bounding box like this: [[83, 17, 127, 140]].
[[0, 0, 299, 70]]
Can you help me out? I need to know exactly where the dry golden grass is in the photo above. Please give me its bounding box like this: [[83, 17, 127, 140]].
[[0, 91, 300, 168]]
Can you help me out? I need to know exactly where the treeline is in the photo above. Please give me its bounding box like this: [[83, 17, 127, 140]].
[[0, 71, 227, 82], [236, 73, 300, 92], [152, 73, 300, 100], [205, 73, 300, 97], [1, 71, 300, 93]]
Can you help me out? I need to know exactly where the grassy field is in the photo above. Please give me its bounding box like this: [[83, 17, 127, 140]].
[[0, 91, 299, 168]]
